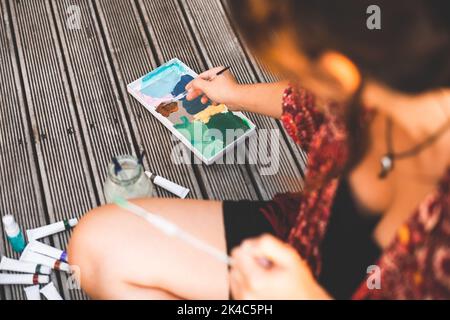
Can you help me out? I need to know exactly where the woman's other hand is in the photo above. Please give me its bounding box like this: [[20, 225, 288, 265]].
[[230, 234, 331, 300]]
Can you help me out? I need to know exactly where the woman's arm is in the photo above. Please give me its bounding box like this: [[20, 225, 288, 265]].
[[187, 68, 323, 152], [232, 82, 289, 119], [186, 67, 288, 119]]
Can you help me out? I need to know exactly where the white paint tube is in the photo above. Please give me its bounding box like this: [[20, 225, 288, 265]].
[[40, 282, 63, 300], [145, 172, 190, 199], [28, 241, 68, 262], [26, 218, 78, 242], [20, 246, 71, 273], [24, 285, 41, 300], [0, 274, 49, 285], [0, 256, 52, 275]]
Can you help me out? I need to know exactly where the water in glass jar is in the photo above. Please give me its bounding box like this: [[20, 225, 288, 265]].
[[104, 155, 154, 204]]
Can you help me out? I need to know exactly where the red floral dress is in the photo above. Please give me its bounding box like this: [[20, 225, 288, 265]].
[[260, 85, 450, 300]]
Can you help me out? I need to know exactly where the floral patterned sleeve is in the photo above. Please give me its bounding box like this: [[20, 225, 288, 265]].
[[257, 84, 352, 277], [258, 86, 327, 241], [280, 86, 325, 152]]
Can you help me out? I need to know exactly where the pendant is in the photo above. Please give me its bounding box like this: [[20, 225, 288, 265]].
[[379, 154, 394, 179]]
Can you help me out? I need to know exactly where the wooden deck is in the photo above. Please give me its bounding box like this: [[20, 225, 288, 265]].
[[0, 0, 306, 300]]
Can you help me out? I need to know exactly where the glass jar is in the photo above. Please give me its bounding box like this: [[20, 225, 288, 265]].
[[104, 155, 154, 204]]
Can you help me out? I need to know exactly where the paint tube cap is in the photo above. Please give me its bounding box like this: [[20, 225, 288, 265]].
[[145, 171, 156, 181], [68, 218, 78, 227], [2, 215, 20, 237]]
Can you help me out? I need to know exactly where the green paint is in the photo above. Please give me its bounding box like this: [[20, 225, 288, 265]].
[[206, 112, 250, 139], [174, 117, 223, 158], [241, 118, 251, 128], [174, 116, 208, 144], [174, 113, 251, 158]]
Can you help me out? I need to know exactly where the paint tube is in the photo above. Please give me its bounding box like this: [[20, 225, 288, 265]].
[[0, 274, 49, 285], [28, 241, 68, 262], [26, 218, 78, 242], [0, 256, 51, 275], [24, 285, 41, 300], [145, 172, 190, 199], [20, 246, 71, 273], [40, 282, 63, 300]]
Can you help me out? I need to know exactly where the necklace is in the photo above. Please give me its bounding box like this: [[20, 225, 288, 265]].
[[379, 96, 450, 179]]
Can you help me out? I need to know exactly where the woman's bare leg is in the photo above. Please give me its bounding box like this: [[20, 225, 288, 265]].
[[68, 199, 229, 300]]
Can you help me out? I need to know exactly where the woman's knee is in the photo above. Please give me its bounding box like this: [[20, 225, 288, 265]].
[[68, 205, 127, 296], [68, 202, 172, 293]]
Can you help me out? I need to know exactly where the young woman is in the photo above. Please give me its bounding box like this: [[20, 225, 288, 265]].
[[68, 0, 450, 299]]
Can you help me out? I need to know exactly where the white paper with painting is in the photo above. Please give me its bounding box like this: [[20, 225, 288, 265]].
[[127, 59, 256, 165]]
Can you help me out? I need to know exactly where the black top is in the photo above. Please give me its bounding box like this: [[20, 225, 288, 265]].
[[319, 179, 382, 299]]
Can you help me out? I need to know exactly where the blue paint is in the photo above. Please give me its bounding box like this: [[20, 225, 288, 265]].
[[140, 68, 182, 98], [139, 61, 197, 100], [171, 74, 194, 96], [181, 97, 209, 115], [141, 61, 186, 83]]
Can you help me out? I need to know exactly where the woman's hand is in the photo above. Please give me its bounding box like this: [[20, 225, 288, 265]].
[[230, 235, 332, 300], [185, 67, 242, 111]]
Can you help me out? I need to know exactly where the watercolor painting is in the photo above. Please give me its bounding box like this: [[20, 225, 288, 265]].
[[127, 59, 256, 164]]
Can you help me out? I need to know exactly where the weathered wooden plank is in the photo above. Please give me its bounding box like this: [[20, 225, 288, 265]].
[[176, 0, 305, 198], [7, 0, 101, 299], [51, 0, 136, 204], [95, 0, 258, 200], [0, 0, 55, 300]]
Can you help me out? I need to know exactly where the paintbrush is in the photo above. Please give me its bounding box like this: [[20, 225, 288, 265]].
[[113, 196, 233, 266], [158, 93, 187, 108], [212, 66, 231, 78], [159, 66, 232, 107]]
